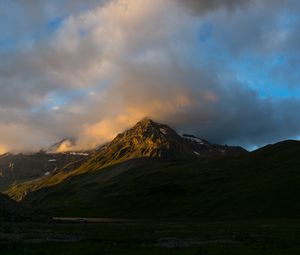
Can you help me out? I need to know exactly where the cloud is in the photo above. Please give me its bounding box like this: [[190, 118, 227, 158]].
[[0, 0, 108, 39], [176, 0, 257, 14], [0, 144, 8, 155], [0, 0, 300, 152]]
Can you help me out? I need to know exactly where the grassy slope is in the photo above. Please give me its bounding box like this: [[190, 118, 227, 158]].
[[20, 140, 300, 219]]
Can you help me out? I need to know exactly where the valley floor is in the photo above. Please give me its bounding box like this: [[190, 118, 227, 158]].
[[1, 218, 300, 255]]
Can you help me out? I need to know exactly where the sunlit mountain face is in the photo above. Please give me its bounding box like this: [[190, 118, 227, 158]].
[[1, 0, 300, 153]]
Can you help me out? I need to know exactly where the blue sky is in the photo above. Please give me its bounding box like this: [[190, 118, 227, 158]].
[[0, 0, 300, 152]]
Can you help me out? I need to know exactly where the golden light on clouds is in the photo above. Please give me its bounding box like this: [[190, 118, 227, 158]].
[[69, 94, 196, 151], [0, 144, 8, 155], [56, 140, 75, 153]]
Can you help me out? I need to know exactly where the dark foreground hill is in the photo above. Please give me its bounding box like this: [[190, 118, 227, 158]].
[[0, 193, 46, 222]]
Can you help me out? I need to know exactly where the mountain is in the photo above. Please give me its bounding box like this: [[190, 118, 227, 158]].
[[87, 118, 246, 165], [18, 139, 300, 219], [5, 119, 300, 219], [6, 118, 247, 201], [0, 151, 90, 192]]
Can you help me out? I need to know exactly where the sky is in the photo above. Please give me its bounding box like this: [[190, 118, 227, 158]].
[[1, 0, 300, 153]]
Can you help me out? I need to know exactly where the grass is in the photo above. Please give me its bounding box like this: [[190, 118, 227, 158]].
[[1, 219, 300, 254]]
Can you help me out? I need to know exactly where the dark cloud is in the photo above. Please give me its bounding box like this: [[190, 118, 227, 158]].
[[176, 0, 257, 14], [105, 62, 300, 149]]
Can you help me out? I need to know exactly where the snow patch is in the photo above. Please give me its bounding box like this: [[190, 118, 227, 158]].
[[48, 159, 57, 162], [183, 136, 204, 144], [160, 128, 167, 135], [45, 171, 50, 176], [194, 151, 200, 156], [69, 152, 89, 156]]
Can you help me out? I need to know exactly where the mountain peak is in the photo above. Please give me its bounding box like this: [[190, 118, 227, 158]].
[[111, 118, 173, 144], [134, 117, 157, 128], [41, 119, 246, 168], [123, 118, 179, 142], [94, 118, 247, 164]]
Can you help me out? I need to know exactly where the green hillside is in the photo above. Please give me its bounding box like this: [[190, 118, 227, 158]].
[[20, 140, 300, 219]]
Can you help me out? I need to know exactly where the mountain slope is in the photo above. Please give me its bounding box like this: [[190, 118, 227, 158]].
[[21, 140, 300, 219], [6, 118, 247, 201], [0, 151, 89, 192]]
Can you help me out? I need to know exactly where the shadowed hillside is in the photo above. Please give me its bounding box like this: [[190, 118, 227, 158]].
[[0, 193, 46, 222]]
